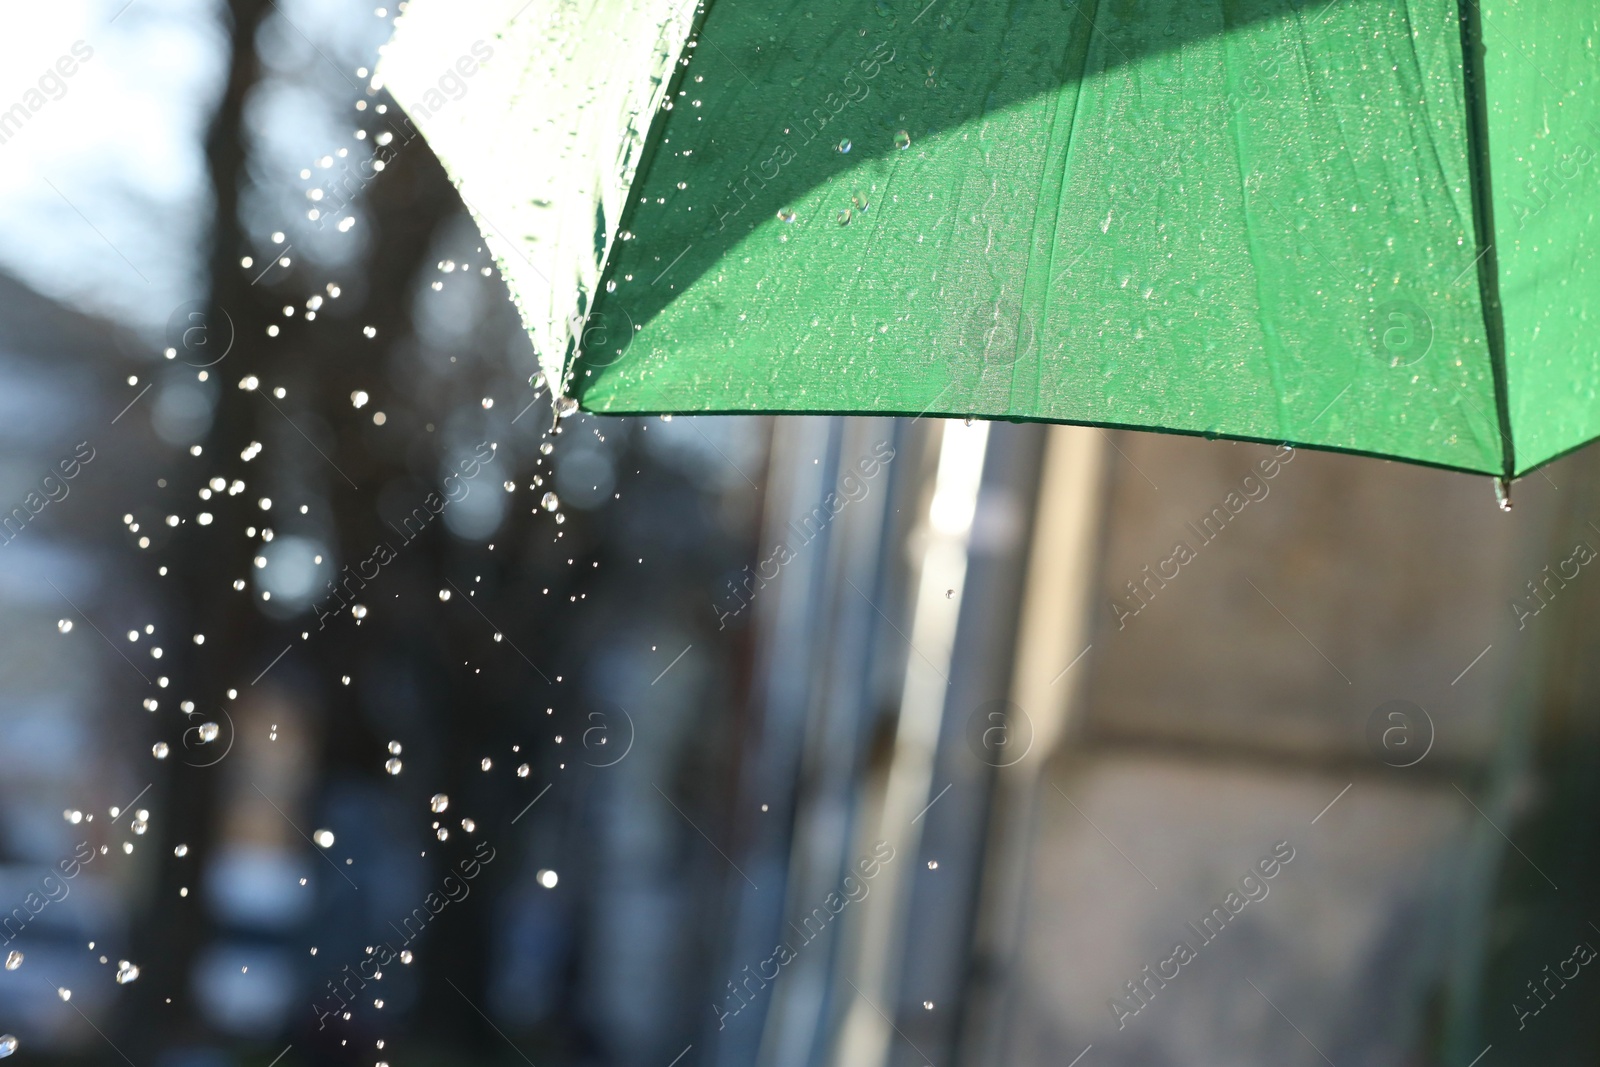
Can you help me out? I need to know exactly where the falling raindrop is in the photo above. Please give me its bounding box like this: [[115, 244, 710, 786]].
[[480, 757, 493, 771], [0, 1035, 16, 1058], [894, 129, 912, 150], [57, 988, 70, 1002], [197, 722, 219, 743], [541, 492, 560, 512], [923, 1000, 935, 1010], [152, 742, 170, 759], [435, 828, 449, 841], [4, 951, 21, 971], [351, 604, 368, 619], [438, 589, 452, 601], [313, 829, 335, 848], [539, 441, 554, 456], [388, 740, 402, 754], [460, 818, 476, 832], [115, 961, 140, 985], [429, 793, 449, 813], [516, 763, 530, 778], [399, 950, 413, 964], [57, 619, 72, 634], [174, 844, 189, 857], [537, 869, 559, 888], [385, 758, 403, 775]]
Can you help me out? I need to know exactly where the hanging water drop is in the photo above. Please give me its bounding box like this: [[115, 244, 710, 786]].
[[555, 396, 579, 419]]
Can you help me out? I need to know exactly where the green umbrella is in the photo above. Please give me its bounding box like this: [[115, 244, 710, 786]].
[[379, 0, 1597, 485]]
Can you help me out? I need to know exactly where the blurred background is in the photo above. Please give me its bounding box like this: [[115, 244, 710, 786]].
[[3, 2, 1600, 1066]]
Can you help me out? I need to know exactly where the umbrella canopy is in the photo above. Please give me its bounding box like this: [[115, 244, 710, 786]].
[[379, 0, 1598, 480]]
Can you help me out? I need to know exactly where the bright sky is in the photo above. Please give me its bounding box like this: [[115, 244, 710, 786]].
[[0, 0, 391, 343], [0, 0, 224, 338]]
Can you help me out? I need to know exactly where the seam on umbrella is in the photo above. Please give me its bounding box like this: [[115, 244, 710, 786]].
[[1017, 2, 1089, 417], [1220, 12, 1292, 442], [1456, 0, 1515, 478]]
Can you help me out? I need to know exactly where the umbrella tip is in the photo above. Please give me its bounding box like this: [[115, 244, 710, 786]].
[[1493, 476, 1513, 512]]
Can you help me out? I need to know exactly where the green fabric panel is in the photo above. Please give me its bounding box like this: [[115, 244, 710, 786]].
[[579, 0, 1503, 474], [1482, 0, 1600, 476]]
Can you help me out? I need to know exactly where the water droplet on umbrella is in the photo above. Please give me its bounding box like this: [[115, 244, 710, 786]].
[[385, 758, 403, 775], [4, 951, 21, 971], [57, 619, 72, 634], [152, 742, 170, 759], [852, 193, 870, 213], [894, 129, 912, 150], [430, 793, 449, 813], [541, 492, 560, 512], [0, 1034, 17, 1058], [776, 209, 797, 224], [836, 138, 852, 153], [605, 280, 617, 293], [313, 829, 335, 848], [837, 208, 853, 226], [115, 961, 140, 985]]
